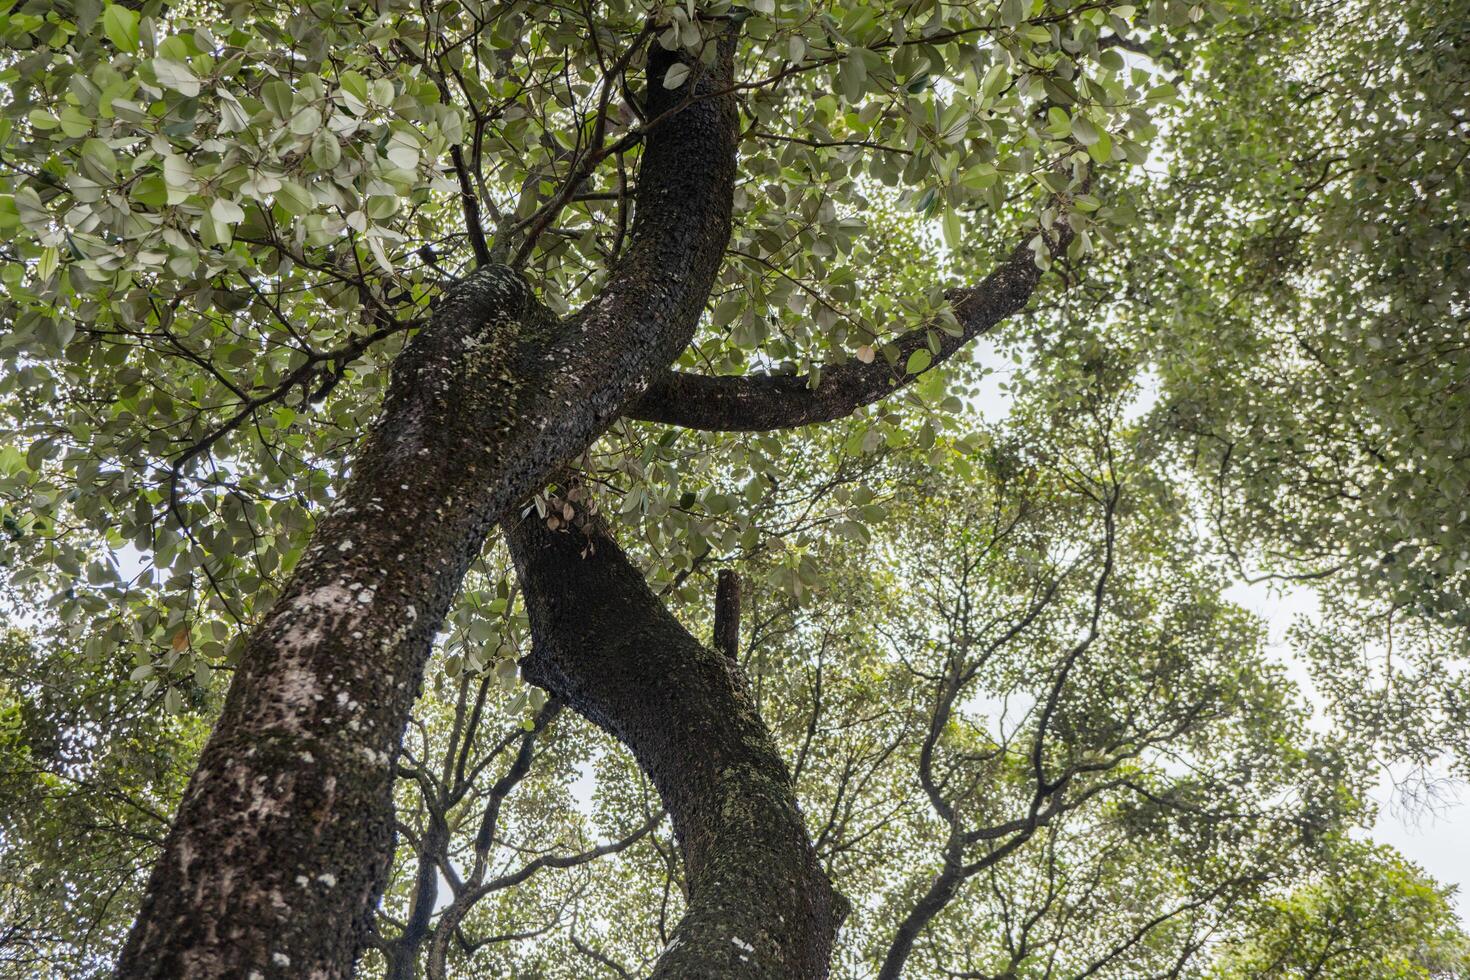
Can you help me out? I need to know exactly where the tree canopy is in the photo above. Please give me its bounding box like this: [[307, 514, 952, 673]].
[[0, 0, 1467, 977]]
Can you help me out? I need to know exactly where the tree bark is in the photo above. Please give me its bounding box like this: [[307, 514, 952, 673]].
[[876, 848, 965, 980], [117, 37, 738, 980], [506, 509, 848, 978], [713, 569, 741, 660], [628, 229, 1074, 432]]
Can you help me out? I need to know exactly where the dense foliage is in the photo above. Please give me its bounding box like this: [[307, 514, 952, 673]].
[[1, 0, 1466, 976]]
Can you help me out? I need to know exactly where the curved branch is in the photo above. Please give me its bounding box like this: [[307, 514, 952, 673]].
[[505, 507, 848, 978], [165, 313, 416, 526], [627, 226, 1072, 432], [425, 812, 663, 980]]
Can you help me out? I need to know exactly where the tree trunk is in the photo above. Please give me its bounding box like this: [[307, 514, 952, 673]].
[[384, 814, 446, 980], [506, 508, 848, 978], [117, 38, 737, 979]]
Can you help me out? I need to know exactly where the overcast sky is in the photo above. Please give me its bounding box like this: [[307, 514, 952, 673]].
[[1226, 577, 1469, 919]]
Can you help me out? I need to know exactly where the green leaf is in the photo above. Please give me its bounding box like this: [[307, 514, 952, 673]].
[[366, 195, 399, 220], [80, 138, 117, 176], [310, 129, 341, 169], [1047, 106, 1072, 137], [274, 181, 312, 215], [905, 349, 932, 374], [153, 59, 201, 97], [102, 3, 140, 53], [838, 54, 868, 104], [942, 209, 962, 249], [36, 247, 59, 282], [290, 106, 324, 136], [210, 198, 245, 225], [663, 63, 691, 89], [58, 106, 92, 139]]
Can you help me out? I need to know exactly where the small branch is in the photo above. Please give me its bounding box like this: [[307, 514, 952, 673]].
[[508, 24, 654, 268], [752, 130, 913, 156], [570, 932, 634, 978], [474, 699, 561, 857], [713, 569, 740, 661], [451, 145, 493, 267], [166, 315, 416, 529]]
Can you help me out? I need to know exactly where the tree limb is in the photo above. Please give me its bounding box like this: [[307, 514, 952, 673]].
[[627, 223, 1074, 432]]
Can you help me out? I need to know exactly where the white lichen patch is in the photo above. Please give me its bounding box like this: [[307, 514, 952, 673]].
[[280, 582, 361, 649], [269, 660, 328, 731]]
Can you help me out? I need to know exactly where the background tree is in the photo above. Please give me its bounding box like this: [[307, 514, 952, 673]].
[[1064, 0, 1470, 772], [1212, 843, 1470, 980], [0, 627, 202, 976]]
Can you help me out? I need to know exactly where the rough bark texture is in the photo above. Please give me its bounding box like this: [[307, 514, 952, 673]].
[[506, 510, 847, 978], [627, 233, 1071, 432], [713, 569, 741, 660], [117, 38, 738, 980]]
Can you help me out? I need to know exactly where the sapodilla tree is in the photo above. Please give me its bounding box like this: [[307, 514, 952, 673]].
[[0, 0, 1176, 975]]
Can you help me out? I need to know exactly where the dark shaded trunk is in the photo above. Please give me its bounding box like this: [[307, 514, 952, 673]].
[[877, 828, 1036, 978], [713, 568, 741, 660], [117, 39, 738, 979], [506, 509, 847, 978], [384, 815, 446, 980]]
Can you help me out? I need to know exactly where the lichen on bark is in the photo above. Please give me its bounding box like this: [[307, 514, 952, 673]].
[[119, 32, 744, 979]]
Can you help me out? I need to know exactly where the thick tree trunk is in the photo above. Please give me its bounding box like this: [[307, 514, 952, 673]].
[[117, 39, 737, 979], [506, 509, 848, 978]]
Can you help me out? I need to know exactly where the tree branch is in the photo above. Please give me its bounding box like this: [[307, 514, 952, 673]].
[[713, 569, 740, 661], [626, 223, 1074, 431], [450, 145, 492, 267]]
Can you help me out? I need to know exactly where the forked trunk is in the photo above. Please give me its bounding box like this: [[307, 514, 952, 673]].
[[118, 38, 739, 978]]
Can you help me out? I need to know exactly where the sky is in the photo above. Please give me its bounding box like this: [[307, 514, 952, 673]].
[[1226, 576, 1470, 919]]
